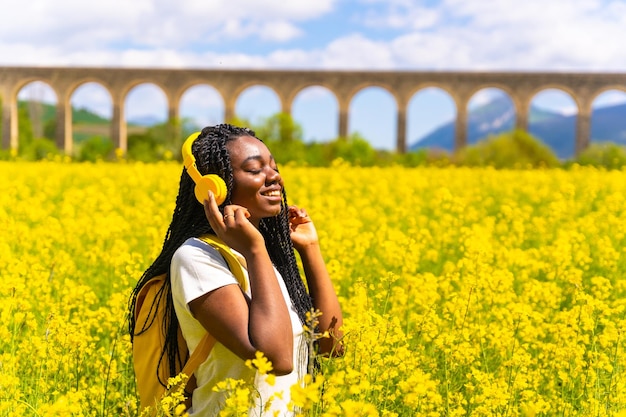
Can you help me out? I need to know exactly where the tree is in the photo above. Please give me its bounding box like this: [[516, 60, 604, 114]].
[[77, 136, 115, 162], [254, 112, 303, 143], [127, 118, 185, 162], [454, 129, 560, 168], [18, 106, 34, 151]]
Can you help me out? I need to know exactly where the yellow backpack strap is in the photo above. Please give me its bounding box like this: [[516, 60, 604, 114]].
[[182, 332, 215, 377], [198, 234, 249, 293], [134, 275, 164, 323]]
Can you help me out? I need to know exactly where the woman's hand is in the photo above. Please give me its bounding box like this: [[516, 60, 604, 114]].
[[203, 191, 264, 256], [288, 205, 344, 356], [288, 205, 319, 251]]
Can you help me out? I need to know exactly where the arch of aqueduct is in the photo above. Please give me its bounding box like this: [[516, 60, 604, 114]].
[[1, 66, 626, 155]]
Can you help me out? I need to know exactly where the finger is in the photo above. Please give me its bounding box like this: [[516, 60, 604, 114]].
[[288, 206, 310, 222], [288, 205, 301, 219], [204, 191, 225, 231], [223, 211, 235, 224], [232, 208, 245, 222], [229, 205, 251, 219]]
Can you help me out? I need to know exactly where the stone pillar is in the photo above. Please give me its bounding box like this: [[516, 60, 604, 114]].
[[166, 86, 181, 124], [168, 103, 178, 123], [454, 103, 468, 151], [338, 99, 349, 139], [276, 90, 286, 114], [224, 96, 237, 123], [167, 92, 183, 148], [512, 88, 532, 134], [396, 106, 407, 153], [283, 97, 292, 116], [515, 98, 529, 132], [575, 110, 591, 156], [515, 111, 528, 132], [111, 96, 127, 152], [55, 98, 72, 155], [1, 87, 15, 150]]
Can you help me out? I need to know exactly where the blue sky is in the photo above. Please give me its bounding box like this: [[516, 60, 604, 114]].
[[3, 0, 626, 149]]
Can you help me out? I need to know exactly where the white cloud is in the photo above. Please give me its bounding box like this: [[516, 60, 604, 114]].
[[360, 4, 440, 30], [593, 90, 626, 108], [345, 0, 626, 71], [71, 82, 114, 118], [0, 0, 152, 44], [320, 34, 395, 69], [2, 0, 626, 73], [179, 86, 225, 126], [469, 89, 501, 109], [125, 84, 168, 122], [220, 0, 336, 19], [212, 19, 303, 43], [295, 86, 335, 102], [17, 81, 57, 103], [531, 88, 579, 115], [180, 86, 224, 108], [434, 0, 626, 70], [0, 0, 335, 52], [236, 86, 281, 123], [258, 21, 304, 42]]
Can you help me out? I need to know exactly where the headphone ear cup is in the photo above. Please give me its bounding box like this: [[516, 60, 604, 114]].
[[194, 174, 227, 206]]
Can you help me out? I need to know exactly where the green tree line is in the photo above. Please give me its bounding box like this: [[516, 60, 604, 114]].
[[2, 101, 626, 169]]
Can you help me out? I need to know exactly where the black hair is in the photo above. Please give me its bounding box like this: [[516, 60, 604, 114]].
[[127, 123, 314, 388]]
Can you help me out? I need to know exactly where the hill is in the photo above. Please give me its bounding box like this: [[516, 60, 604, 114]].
[[17, 100, 149, 142], [18, 100, 110, 125], [410, 97, 626, 159]]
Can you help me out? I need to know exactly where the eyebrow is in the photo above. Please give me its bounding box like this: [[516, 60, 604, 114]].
[[242, 154, 275, 164]]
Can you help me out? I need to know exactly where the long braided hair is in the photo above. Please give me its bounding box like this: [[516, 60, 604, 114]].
[[128, 124, 313, 387]]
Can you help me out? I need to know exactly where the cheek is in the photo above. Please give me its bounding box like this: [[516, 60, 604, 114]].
[[231, 177, 263, 203]]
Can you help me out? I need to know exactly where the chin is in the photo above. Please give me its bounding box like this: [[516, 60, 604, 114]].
[[254, 208, 282, 221], [267, 208, 283, 218]]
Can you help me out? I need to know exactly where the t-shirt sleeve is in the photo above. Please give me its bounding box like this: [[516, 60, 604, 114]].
[[170, 238, 240, 312]]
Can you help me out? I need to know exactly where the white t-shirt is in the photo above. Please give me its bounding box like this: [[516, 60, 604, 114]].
[[170, 237, 308, 416]]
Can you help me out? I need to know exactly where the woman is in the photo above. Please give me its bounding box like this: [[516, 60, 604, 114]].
[[128, 124, 343, 416]]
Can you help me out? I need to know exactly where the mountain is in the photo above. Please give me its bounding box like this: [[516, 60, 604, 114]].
[[409, 97, 626, 160]]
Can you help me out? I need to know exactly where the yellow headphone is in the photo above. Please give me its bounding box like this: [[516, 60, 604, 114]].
[[182, 132, 228, 205]]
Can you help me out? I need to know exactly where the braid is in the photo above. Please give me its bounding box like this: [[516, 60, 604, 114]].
[[127, 169, 209, 385], [127, 123, 314, 388], [259, 200, 314, 324]]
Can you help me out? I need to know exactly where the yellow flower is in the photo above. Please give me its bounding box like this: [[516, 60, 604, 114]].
[[245, 351, 274, 375], [3, 162, 626, 415]]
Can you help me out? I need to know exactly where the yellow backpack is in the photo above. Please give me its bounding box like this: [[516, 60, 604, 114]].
[[132, 235, 248, 414]]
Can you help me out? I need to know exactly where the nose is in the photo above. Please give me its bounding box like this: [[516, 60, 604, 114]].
[[266, 167, 281, 185]]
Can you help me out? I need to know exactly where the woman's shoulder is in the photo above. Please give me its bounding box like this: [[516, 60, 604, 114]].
[[172, 237, 224, 266], [170, 237, 244, 303]]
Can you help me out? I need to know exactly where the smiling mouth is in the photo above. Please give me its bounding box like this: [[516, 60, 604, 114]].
[[262, 190, 281, 197]]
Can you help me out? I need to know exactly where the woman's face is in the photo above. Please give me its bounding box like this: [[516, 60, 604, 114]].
[[226, 135, 284, 225]]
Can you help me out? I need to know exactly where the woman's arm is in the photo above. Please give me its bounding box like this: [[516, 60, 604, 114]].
[[289, 206, 344, 357], [188, 192, 294, 375]]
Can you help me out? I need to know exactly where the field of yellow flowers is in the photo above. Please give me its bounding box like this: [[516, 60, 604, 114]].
[[2, 160, 626, 416]]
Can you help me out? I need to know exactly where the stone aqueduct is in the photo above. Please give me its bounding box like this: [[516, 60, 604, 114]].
[[1, 66, 626, 155]]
